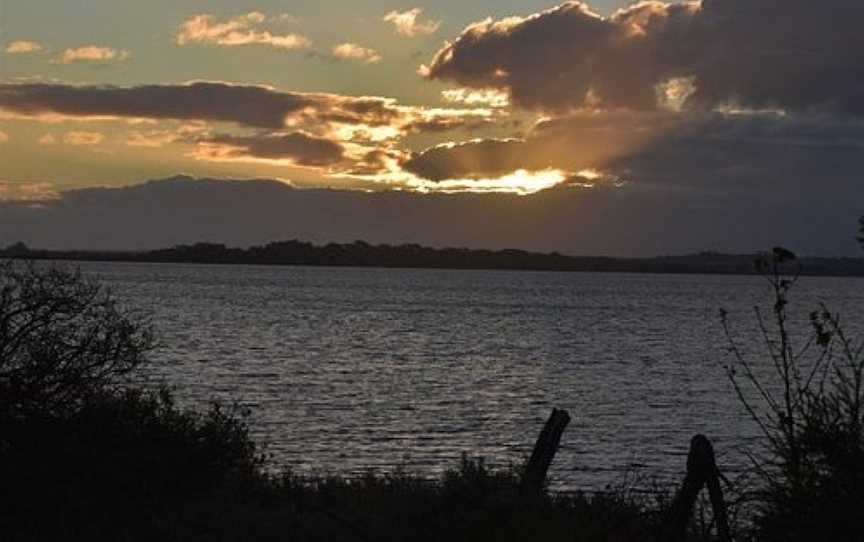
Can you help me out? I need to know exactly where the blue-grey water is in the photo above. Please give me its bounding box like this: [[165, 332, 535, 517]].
[[74, 262, 864, 491]]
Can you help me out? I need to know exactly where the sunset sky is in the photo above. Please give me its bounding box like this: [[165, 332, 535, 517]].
[[1, 1, 862, 255]]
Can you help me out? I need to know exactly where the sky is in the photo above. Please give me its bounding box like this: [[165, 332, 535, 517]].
[[0, 0, 862, 256]]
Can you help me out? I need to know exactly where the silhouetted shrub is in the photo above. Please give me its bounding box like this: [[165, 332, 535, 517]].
[[723, 248, 864, 541], [0, 260, 153, 422], [272, 458, 665, 542], [1, 387, 266, 540], [0, 261, 264, 540]]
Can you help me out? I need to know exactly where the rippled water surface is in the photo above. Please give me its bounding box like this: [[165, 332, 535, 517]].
[[76, 262, 864, 491]]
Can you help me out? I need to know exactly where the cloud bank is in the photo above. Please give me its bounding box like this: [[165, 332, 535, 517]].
[[422, 0, 864, 115], [0, 176, 859, 256]]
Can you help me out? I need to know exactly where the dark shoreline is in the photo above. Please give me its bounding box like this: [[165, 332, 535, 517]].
[[4, 240, 864, 277]]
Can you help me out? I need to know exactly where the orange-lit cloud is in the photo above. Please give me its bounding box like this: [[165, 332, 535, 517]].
[[0, 180, 58, 201], [38, 134, 56, 145], [332, 43, 382, 64], [125, 123, 206, 148], [0, 130, 8, 143], [192, 132, 346, 168], [62, 131, 104, 145], [0, 81, 493, 137], [125, 131, 180, 148], [383, 8, 440, 37], [176, 12, 311, 50], [51, 45, 130, 64], [441, 88, 510, 108], [0, 80, 509, 190], [189, 132, 419, 181], [5, 40, 44, 54]]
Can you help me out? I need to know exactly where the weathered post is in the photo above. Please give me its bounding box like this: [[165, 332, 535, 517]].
[[519, 408, 571, 499], [664, 434, 731, 542]]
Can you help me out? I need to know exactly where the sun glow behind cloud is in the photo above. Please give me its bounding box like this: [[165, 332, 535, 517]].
[[359, 166, 624, 195], [391, 169, 567, 195]]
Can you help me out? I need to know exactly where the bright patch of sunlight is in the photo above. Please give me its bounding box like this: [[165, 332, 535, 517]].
[[656, 77, 696, 112], [407, 169, 567, 195]]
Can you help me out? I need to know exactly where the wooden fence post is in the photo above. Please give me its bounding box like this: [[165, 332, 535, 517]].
[[519, 408, 571, 499], [663, 434, 731, 542]]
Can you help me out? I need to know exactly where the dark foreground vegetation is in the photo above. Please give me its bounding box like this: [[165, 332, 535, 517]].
[[3, 397, 666, 542], [4, 239, 864, 276], [1, 246, 863, 540]]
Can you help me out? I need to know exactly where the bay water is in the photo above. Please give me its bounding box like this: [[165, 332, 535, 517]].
[[75, 262, 864, 491]]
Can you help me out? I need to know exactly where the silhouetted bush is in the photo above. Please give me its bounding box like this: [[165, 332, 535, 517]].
[[0, 260, 153, 422], [0, 262, 264, 540], [723, 248, 864, 541], [1, 387, 266, 540], [274, 457, 666, 542]]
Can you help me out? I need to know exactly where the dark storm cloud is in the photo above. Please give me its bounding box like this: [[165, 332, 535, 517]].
[[404, 111, 864, 191], [683, 0, 864, 115], [0, 81, 493, 135], [423, 0, 864, 114], [608, 114, 864, 198], [0, 175, 859, 256]]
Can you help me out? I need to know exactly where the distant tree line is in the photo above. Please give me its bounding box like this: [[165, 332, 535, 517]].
[[4, 238, 864, 276]]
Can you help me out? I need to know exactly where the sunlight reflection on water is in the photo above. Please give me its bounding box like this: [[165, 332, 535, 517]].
[[77, 262, 864, 491]]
